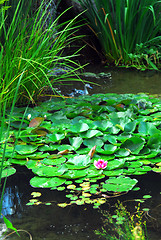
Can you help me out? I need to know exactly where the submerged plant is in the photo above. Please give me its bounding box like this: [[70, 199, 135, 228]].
[[77, 0, 161, 69], [95, 202, 148, 240]]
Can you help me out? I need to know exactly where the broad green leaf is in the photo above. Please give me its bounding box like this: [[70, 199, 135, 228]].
[[57, 144, 74, 151], [30, 176, 66, 188], [15, 145, 37, 155], [97, 144, 117, 155], [67, 155, 91, 167], [94, 120, 113, 131], [47, 133, 65, 142], [104, 169, 123, 177], [87, 168, 103, 178], [69, 122, 89, 133], [102, 176, 138, 192], [138, 122, 151, 135], [115, 148, 130, 157], [106, 159, 125, 170], [147, 134, 161, 149], [60, 169, 87, 179], [32, 165, 67, 177], [38, 144, 58, 152], [121, 136, 145, 154], [1, 167, 16, 178], [83, 137, 104, 148], [69, 137, 83, 150], [42, 157, 66, 165], [124, 121, 137, 133], [80, 130, 103, 138]]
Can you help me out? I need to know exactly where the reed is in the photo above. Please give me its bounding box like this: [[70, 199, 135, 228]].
[[0, 0, 83, 108], [78, 0, 161, 68]]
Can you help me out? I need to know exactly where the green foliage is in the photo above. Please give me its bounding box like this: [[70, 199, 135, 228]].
[[0, 0, 83, 108], [95, 202, 148, 240], [0, 72, 23, 237], [77, 0, 161, 69], [2, 93, 161, 207]]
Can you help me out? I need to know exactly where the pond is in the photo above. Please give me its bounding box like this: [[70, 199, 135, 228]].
[[1, 66, 161, 240], [58, 65, 161, 97], [2, 168, 161, 239]]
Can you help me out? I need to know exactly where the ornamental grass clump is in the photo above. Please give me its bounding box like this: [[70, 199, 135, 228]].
[[0, 0, 83, 108], [77, 0, 161, 69]]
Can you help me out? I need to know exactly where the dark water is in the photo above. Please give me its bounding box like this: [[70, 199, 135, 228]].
[[2, 168, 161, 239], [1, 67, 161, 239]]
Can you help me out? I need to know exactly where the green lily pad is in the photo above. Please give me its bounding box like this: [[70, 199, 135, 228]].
[[83, 137, 104, 148], [31, 164, 67, 177], [15, 145, 37, 155], [60, 169, 87, 179], [106, 159, 126, 170], [30, 176, 66, 188], [42, 157, 66, 165], [1, 167, 16, 178], [69, 122, 89, 133], [80, 130, 103, 138], [47, 133, 65, 142], [104, 169, 123, 177], [121, 136, 145, 154], [67, 155, 91, 167], [102, 176, 138, 192], [97, 144, 117, 155]]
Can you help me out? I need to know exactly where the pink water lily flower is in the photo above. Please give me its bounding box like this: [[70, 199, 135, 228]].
[[94, 159, 107, 169]]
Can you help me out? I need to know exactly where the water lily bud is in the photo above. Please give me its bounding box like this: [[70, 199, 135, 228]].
[[27, 114, 31, 120]]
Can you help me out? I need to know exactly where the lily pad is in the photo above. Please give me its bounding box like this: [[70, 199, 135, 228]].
[[15, 145, 37, 155], [102, 176, 138, 192], [30, 176, 66, 188]]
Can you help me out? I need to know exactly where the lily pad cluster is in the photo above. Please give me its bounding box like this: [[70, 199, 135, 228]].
[[2, 93, 161, 207]]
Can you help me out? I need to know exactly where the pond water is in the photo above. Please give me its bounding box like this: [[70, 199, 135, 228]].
[[58, 65, 161, 96], [1, 67, 161, 240], [2, 168, 161, 240]]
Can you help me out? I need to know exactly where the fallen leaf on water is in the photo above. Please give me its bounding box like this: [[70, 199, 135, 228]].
[[58, 149, 69, 155], [29, 117, 45, 128], [88, 145, 96, 159]]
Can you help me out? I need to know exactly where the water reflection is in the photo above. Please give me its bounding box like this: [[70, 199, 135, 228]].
[[1, 186, 23, 217]]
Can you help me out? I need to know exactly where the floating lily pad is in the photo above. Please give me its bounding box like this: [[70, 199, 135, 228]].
[[30, 176, 66, 188], [1, 167, 16, 178], [60, 169, 88, 179], [102, 176, 138, 192], [15, 145, 37, 155], [31, 164, 67, 177]]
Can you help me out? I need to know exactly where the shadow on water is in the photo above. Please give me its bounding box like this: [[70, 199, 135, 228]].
[[1, 67, 161, 239]]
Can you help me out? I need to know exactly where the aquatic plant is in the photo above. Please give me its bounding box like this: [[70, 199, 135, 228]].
[[1, 93, 161, 207], [0, 0, 84, 108], [77, 0, 161, 69], [94, 159, 107, 169], [95, 202, 148, 240], [0, 74, 24, 237]]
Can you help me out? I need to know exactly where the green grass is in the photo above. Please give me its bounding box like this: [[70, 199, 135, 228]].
[[77, 0, 161, 69], [0, 0, 84, 108]]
